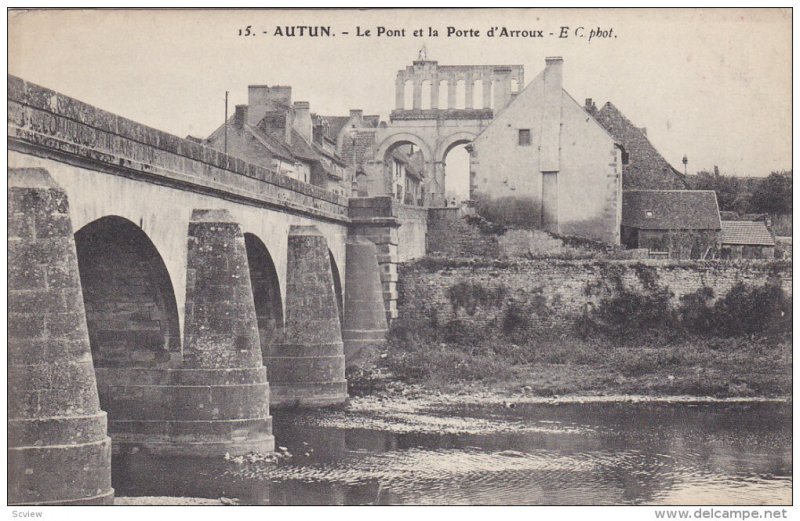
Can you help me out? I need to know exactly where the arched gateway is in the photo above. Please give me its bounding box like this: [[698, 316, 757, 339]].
[[343, 58, 525, 206]]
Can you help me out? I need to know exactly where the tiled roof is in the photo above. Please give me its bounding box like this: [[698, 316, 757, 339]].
[[285, 128, 322, 162], [593, 102, 687, 190], [318, 115, 350, 141], [721, 221, 775, 246], [622, 190, 721, 230], [390, 149, 422, 179], [245, 125, 296, 163]]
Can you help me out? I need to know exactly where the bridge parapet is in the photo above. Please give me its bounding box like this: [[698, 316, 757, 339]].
[[7, 75, 348, 223]]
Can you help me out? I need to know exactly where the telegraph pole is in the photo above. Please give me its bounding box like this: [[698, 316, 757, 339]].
[[224, 91, 229, 155]]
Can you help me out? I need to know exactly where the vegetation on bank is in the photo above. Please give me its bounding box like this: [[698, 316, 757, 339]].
[[688, 169, 792, 220], [408, 255, 791, 273], [349, 278, 792, 399]]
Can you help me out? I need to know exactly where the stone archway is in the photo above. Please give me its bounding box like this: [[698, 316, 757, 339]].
[[75, 215, 181, 368], [74, 214, 183, 496], [435, 132, 478, 204], [244, 233, 284, 360], [375, 132, 433, 164], [329, 249, 344, 327], [435, 131, 478, 164], [371, 133, 433, 205]]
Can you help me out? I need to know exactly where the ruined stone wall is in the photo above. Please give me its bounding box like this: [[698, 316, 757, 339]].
[[398, 259, 792, 331], [426, 209, 501, 258], [397, 204, 428, 261]]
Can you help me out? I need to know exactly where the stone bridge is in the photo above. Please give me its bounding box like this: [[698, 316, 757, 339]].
[[8, 76, 389, 505]]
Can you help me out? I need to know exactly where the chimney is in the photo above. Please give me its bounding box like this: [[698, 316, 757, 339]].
[[349, 109, 363, 122], [234, 105, 248, 128], [312, 117, 325, 145], [292, 101, 312, 142], [640, 127, 648, 136], [247, 85, 292, 125], [285, 111, 293, 144], [584, 98, 597, 115], [539, 57, 563, 173]]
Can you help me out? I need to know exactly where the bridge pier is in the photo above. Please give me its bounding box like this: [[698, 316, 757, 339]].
[[8, 168, 113, 505], [101, 209, 274, 457], [267, 225, 348, 407], [342, 236, 388, 367]]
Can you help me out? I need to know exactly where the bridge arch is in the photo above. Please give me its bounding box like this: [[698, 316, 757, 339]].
[[74, 215, 181, 366], [329, 249, 344, 327], [244, 233, 284, 359]]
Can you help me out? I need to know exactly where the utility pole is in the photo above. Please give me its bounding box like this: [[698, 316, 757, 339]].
[[224, 91, 229, 155]]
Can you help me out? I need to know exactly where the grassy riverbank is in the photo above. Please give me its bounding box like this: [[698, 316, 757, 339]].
[[349, 334, 791, 399], [349, 269, 792, 400]]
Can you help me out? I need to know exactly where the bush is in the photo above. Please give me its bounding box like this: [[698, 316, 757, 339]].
[[382, 320, 513, 384], [441, 319, 490, 346], [501, 303, 528, 336], [447, 281, 507, 315], [710, 282, 789, 337], [578, 276, 789, 343], [585, 285, 678, 341], [677, 286, 716, 334]]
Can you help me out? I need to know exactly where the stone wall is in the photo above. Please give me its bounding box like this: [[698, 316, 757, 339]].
[[398, 259, 792, 332], [426, 208, 501, 258], [397, 204, 428, 261]]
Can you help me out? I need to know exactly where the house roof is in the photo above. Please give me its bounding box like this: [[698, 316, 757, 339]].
[[284, 128, 322, 162], [592, 102, 687, 190], [317, 115, 350, 142], [390, 149, 423, 179], [721, 221, 775, 246], [244, 125, 296, 163], [622, 190, 721, 230]]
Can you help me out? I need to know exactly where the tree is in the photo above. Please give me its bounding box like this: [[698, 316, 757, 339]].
[[689, 167, 744, 212], [750, 171, 792, 215]]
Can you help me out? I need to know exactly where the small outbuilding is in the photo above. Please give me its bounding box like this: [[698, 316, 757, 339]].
[[720, 220, 776, 259], [621, 190, 722, 259]]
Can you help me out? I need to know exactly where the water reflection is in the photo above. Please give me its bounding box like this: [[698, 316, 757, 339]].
[[112, 402, 791, 505]]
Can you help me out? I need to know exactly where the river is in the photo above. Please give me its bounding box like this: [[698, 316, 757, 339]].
[[113, 398, 791, 505]]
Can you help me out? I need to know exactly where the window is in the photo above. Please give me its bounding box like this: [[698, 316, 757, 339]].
[[645, 210, 654, 218], [518, 129, 531, 146]]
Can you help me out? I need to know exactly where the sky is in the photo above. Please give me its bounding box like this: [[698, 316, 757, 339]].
[[8, 8, 792, 179]]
